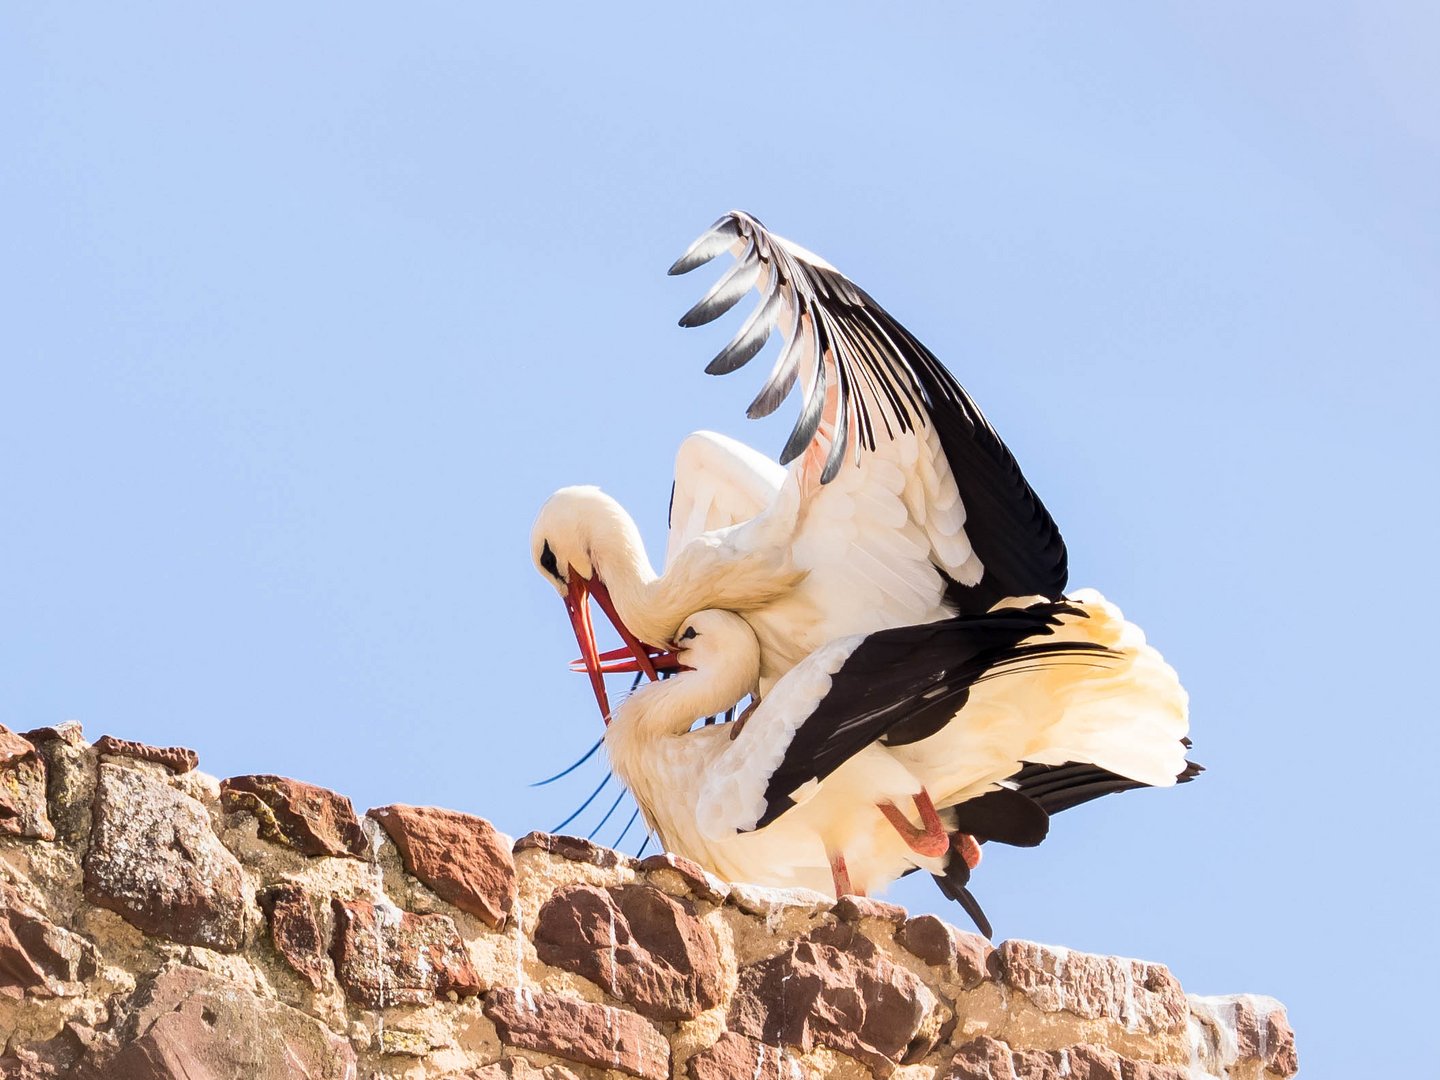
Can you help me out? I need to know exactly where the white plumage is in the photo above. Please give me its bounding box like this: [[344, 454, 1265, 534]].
[[531, 211, 1066, 698], [603, 592, 1189, 901], [531, 211, 1194, 925]]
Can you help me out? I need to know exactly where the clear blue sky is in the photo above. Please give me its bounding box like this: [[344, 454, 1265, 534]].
[[3, 6, 1435, 1075]]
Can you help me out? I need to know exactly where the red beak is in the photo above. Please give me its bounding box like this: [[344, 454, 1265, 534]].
[[564, 570, 679, 724], [569, 644, 684, 676]]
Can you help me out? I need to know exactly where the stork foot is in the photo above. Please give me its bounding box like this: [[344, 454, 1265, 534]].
[[878, 788, 950, 858], [954, 831, 983, 870]]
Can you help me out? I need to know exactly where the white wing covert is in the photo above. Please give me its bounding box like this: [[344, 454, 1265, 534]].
[[665, 431, 786, 570]]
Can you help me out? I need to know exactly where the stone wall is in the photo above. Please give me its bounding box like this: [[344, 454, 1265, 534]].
[[0, 724, 1298, 1080]]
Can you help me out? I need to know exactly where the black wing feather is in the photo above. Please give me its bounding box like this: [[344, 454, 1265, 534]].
[[930, 756, 1201, 937], [945, 757, 1202, 847], [948, 788, 1051, 847], [930, 866, 993, 939], [752, 601, 1107, 829], [860, 298, 1068, 611]]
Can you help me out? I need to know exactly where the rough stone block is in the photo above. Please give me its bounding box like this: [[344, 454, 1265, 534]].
[[67, 965, 356, 1079], [0, 879, 98, 998], [483, 987, 671, 1080], [0, 726, 55, 841], [220, 773, 368, 858], [895, 914, 992, 988], [1188, 993, 1298, 1078], [637, 851, 730, 903], [83, 763, 245, 951], [463, 1057, 583, 1080], [259, 882, 330, 990], [93, 735, 198, 774], [729, 920, 939, 1074], [533, 882, 722, 1021], [996, 940, 1187, 1034], [20, 723, 93, 842], [834, 894, 908, 926], [947, 1038, 1186, 1080], [513, 830, 636, 870], [896, 913, 953, 966], [946, 1035, 1017, 1079], [369, 803, 516, 928], [686, 1032, 798, 1080], [330, 897, 483, 1007]]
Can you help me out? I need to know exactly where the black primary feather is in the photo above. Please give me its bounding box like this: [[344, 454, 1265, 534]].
[[931, 868, 993, 940], [928, 755, 1201, 937], [705, 287, 780, 374], [949, 788, 1050, 847], [667, 215, 741, 276]]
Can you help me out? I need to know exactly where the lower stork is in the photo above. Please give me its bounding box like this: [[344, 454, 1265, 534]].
[[602, 590, 1195, 932]]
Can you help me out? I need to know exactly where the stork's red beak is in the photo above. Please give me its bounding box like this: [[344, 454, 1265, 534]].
[[568, 645, 684, 676], [564, 570, 678, 724]]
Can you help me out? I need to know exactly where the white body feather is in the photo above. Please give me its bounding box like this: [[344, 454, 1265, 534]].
[[533, 212, 1005, 684], [605, 593, 1188, 899]]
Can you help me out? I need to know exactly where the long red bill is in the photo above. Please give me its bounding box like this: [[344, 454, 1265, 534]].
[[564, 574, 612, 722], [569, 644, 683, 675], [563, 571, 673, 724], [587, 578, 661, 682]]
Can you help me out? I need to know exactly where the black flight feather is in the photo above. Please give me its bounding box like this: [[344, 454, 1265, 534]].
[[931, 868, 993, 940], [752, 601, 1106, 830]]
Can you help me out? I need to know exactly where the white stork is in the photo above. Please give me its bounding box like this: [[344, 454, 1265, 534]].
[[602, 592, 1193, 933], [532, 210, 1070, 872], [532, 210, 1066, 702]]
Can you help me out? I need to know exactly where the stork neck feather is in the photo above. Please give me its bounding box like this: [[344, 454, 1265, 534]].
[[605, 644, 753, 794], [610, 662, 751, 743], [583, 493, 805, 646], [586, 512, 713, 647], [580, 504, 671, 644]]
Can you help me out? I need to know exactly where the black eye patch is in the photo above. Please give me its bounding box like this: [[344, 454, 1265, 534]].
[[540, 541, 562, 581]]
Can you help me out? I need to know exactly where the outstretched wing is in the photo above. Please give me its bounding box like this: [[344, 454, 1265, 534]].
[[665, 431, 786, 570], [671, 210, 1067, 613]]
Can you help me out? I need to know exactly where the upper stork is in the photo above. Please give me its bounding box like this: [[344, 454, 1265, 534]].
[[532, 211, 1067, 715]]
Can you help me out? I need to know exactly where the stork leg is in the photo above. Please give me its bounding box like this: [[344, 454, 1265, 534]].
[[877, 788, 950, 858], [829, 851, 862, 897], [728, 696, 761, 741]]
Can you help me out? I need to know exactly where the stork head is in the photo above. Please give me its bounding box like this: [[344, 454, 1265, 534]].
[[531, 486, 673, 723], [672, 610, 761, 702], [529, 486, 613, 595]]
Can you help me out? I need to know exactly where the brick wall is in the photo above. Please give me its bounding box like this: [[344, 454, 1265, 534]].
[[0, 724, 1297, 1079]]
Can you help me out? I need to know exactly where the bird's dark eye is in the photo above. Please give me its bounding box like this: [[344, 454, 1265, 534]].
[[540, 541, 562, 582], [679, 625, 698, 641]]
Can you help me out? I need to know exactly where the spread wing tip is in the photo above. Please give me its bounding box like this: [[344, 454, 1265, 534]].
[[667, 212, 751, 276]]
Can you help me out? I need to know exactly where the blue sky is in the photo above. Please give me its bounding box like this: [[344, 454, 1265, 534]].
[[3, 5, 1436, 1074]]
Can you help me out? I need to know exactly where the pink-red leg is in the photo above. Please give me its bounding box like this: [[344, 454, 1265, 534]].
[[877, 788, 951, 858], [829, 851, 862, 897], [728, 697, 760, 741], [954, 831, 983, 870]]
